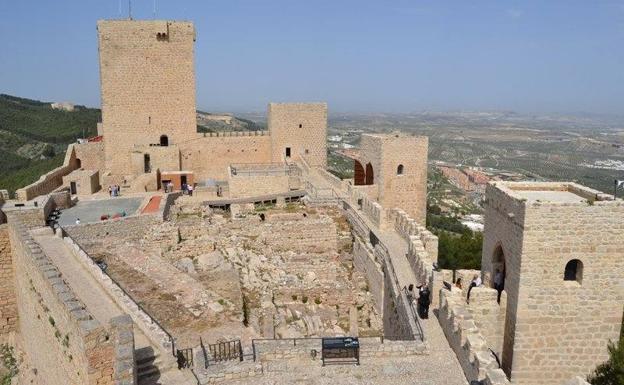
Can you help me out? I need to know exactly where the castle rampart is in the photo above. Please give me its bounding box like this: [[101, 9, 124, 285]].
[[5, 214, 134, 384]]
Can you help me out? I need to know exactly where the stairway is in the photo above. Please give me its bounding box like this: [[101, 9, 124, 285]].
[[135, 346, 165, 385]]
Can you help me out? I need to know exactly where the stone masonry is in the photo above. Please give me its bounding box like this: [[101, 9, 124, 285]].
[[97, 20, 197, 175], [0, 225, 17, 334], [482, 182, 624, 385]]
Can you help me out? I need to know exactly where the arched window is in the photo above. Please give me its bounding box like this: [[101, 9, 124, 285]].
[[354, 160, 365, 185], [564, 259, 583, 283], [397, 164, 404, 175], [160, 135, 169, 146]]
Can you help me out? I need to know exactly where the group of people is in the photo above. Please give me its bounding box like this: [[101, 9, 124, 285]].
[[108, 185, 121, 197], [407, 283, 431, 319], [181, 182, 194, 196], [464, 269, 505, 304]]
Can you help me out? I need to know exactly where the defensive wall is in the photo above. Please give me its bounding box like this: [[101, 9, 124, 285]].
[[2, 212, 136, 385], [16, 144, 80, 201], [0, 225, 17, 335]]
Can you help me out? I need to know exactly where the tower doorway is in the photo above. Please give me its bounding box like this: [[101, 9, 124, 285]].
[[144, 154, 151, 173], [365, 163, 374, 185], [160, 135, 169, 146]]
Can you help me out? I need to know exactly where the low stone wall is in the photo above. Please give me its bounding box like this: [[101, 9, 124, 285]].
[[0, 225, 17, 334], [229, 173, 290, 199], [352, 236, 384, 314], [65, 215, 160, 244], [252, 337, 427, 362], [466, 288, 506, 357], [438, 288, 510, 385], [7, 216, 132, 385], [63, 234, 173, 353]]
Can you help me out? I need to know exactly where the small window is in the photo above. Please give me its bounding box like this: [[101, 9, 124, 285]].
[[285, 147, 291, 158], [299, 124, 303, 128], [160, 135, 169, 146], [397, 164, 404, 175], [564, 259, 583, 283], [305, 149, 309, 154]]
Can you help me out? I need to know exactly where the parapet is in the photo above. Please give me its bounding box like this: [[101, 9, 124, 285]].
[[489, 181, 618, 206]]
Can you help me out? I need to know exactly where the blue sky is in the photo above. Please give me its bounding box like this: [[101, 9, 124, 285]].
[[1, 0, 623, 114]]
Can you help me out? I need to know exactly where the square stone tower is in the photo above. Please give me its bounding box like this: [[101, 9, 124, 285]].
[[356, 133, 428, 224], [267, 103, 327, 167], [97, 20, 196, 176], [482, 181, 624, 385]]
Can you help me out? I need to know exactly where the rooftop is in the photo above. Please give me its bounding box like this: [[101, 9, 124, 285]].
[[493, 181, 617, 204]]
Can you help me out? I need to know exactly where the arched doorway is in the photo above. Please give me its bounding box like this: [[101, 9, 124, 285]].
[[492, 244, 506, 289], [160, 135, 169, 146], [365, 163, 374, 185], [354, 160, 365, 185]]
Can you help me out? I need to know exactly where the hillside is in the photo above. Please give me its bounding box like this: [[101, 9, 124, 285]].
[[0, 94, 101, 196], [0, 94, 265, 197]]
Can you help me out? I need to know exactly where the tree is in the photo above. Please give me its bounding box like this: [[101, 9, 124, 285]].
[[588, 335, 624, 385]]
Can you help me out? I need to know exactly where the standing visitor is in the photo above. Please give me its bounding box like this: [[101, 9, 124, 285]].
[[493, 269, 504, 304], [466, 274, 482, 304]]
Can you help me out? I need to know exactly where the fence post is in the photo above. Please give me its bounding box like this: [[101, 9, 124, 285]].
[[252, 340, 257, 362], [238, 341, 243, 362]]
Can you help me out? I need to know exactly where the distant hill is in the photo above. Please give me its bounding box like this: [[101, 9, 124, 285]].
[[0, 94, 265, 196]]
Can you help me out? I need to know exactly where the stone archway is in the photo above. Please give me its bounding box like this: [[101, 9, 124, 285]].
[[365, 163, 374, 185], [354, 160, 365, 185]]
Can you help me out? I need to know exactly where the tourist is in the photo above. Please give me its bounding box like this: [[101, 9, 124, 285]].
[[494, 269, 504, 304], [188, 184, 194, 196], [116, 184, 121, 195], [108, 186, 112, 196], [182, 182, 187, 194], [417, 285, 431, 319], [455, 277, 463, 290], [466, 274, 482, 304], [75, 218, 81, 225]]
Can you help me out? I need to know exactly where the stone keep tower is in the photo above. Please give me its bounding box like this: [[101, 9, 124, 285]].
[[267, 103, 327, 168], [97, 20, 196, 176], [356, 133, 428, 224], [482, 182, 624, 385]]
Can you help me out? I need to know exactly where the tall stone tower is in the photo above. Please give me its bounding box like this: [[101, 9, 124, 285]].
[[97, 20, 196, 176], [355, 133, 428, 224], [267, 103, 327, 168], [482, 181, 624, 385]]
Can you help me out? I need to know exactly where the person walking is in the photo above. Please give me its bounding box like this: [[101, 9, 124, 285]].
[[188, 184, 194, 196], [493, 269, 504, 304], [417, 285, 431, 319]]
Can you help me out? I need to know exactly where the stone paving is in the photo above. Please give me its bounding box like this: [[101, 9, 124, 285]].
[[57, 196, 144, 226]]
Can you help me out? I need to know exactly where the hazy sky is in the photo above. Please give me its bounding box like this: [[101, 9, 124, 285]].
[[1, 0, 623, 114]]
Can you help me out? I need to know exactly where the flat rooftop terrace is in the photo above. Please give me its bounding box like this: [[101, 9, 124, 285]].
[[494, 181, 615, 203]]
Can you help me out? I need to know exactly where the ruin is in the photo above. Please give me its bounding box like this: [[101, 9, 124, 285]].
[[0, 17, 622, 385]]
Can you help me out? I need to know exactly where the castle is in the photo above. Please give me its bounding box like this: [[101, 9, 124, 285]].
[[0, 18, 622, 385]]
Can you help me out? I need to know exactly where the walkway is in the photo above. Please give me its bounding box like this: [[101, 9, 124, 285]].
[[302, 165, 469, 384], [33, 231, 196, 385]]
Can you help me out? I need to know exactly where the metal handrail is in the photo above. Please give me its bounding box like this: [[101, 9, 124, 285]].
[[61, 228, 178, 357], [403, 286, 426, 342]]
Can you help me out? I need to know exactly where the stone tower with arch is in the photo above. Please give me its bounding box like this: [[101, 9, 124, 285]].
[[481, 181, 624, 385], [351, 133, 428, 224]]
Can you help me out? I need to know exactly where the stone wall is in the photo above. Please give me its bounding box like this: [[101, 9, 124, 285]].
[[259, 214, 338, 253], [65, 215, 159, 244], [180, 134, 272, 182], [438, 288, 510, 385], [0, 225, 17, 334], [16, 144, 79, 201], [7, 216, 131, 385], [389, 208, 438, 262], [98, 20, 197, 176], [74, 141, 105, 172], [228, 173, 290, 199], [352, 236, 384, 314], [466, 287, 506, 358], [268, 103, 327, 168]]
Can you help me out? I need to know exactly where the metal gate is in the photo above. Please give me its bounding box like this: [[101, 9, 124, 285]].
[[208, 340, 243, 364], [177, 348, 194, 369]]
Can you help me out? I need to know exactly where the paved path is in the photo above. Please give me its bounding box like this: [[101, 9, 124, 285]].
[[33, 233, 197, 385], [58, 197, 144, 226]]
